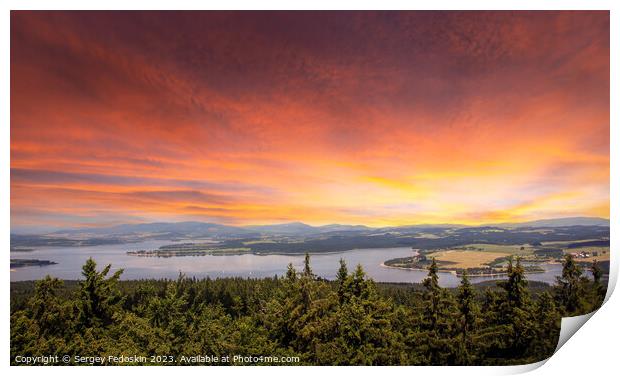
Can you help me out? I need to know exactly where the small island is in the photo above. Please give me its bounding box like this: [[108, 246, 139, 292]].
[[127, 243, 252, 257], [10, 247, 35, 252], [10, 259, 58, 269]]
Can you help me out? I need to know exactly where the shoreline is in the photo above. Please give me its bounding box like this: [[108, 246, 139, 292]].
[[381, 262, 457, 275], [127, 246, 413, 258], [379, 262, 544, 277]]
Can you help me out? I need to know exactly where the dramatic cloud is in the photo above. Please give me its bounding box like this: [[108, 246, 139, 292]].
[[10, 11, 609, 230]]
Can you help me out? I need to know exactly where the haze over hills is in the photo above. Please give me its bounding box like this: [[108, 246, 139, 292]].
[[10, 216, 610, 253], [11, 216, 609, 238], [244, 222, 372, 235], [487, 217, 610, 228]]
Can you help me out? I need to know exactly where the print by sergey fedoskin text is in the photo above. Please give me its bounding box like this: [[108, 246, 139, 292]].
[[10, 10, 610, 366]]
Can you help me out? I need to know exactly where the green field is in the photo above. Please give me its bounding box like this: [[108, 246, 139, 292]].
[[433, 243, 535, 255]]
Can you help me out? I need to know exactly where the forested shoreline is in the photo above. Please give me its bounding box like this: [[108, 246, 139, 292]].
[[11, 254, 606, 366]]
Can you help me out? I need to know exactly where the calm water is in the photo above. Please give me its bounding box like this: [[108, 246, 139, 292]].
[[10, 241, 565, 287]]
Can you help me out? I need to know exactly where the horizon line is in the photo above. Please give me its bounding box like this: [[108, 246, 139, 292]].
[[10, 215, 611, 234]]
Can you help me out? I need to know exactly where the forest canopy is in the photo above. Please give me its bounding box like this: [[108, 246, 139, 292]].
[[10, 254, 606, 366]]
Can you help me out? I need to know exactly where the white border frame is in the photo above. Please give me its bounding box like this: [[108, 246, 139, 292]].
[[2, 2, 616, 375]]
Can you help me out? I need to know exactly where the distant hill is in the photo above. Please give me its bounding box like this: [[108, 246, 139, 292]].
[[11, 217, 610, 251], [317, 224, 373, 232], [14, 217, 609, 240], [244, 222, 373, 234], [491, 217, 609, 228], [244, 222, 317, 235]]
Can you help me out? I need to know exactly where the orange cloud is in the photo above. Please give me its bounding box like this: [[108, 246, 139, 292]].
[[10, 11, 609, 231]]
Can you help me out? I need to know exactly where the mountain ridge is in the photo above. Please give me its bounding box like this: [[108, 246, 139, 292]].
[[24, 216, 609, 237]]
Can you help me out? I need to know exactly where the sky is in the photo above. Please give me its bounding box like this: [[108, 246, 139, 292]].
[[10, 11, 610, 232]]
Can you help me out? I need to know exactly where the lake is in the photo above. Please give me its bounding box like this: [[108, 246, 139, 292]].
[[10, 241, 566, 287]]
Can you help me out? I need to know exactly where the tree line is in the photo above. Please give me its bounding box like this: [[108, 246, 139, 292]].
[[11, 254, 606, 365]]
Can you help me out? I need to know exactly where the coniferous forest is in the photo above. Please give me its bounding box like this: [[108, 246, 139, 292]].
[[10, 254, 606, 366]]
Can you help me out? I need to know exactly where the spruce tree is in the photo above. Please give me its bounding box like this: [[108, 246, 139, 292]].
[[336, 258, 349, 303], [303, 252, 314, 278], [285, 262, 297, 282], [497, 258, 534, 359], [146, 281, 189, 355], [591, 259, 605, 306], [422, 258, 441, 330], [299, 254, 315, 309], [420, 258, 457, 364], [530, 291, 560, 359], [28, 276, 72, 338], [349, 264, 371, 299], [337, 258, 348, 284], [456, 272, 478, 365], [555, 254, 585, 315], [591, 259, 602, 284], [77, 258, 124, 328], [499, 258, 529, 309]]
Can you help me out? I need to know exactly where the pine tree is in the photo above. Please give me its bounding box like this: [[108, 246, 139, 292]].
[[455, 272, 478, 365], [285, 262, 297, 282], [296, 253, 317, 312], [349, 264, 371, 299], [529, 291, 560, 359], [555, 254, 585, 315], [496, 257, 535, 359], [336, 258, 349, 303], [499, 258, 529, 309], [422, 258, 441, 330], [591, 259, 605, 306], [420, 258, 457, 364], [337, 258, 348, 284], [592, 259, 602, 284], [314, 264, 406, 365], [146, 281, 189, 355], [28, 276, 73, 338], [481, 288, 500, 325], [77, 258, 124, 328], [303, 252, 314, 278]]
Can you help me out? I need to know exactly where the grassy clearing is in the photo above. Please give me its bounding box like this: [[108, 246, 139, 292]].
[[434, 243, 534, 255], [422, 243, 534, 268], [425, 250, 507, 269]]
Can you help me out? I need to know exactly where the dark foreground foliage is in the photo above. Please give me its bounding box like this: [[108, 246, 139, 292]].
[[11, 255, 605, 365]]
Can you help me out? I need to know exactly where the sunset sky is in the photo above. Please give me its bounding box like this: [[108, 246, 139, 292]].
[[10, 11, 610, 232]]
